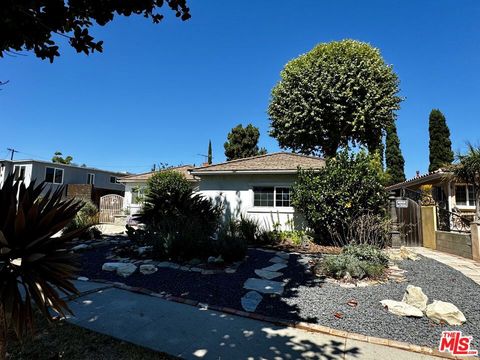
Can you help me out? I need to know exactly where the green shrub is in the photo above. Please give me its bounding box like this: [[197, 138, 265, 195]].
[[134, 171, 222, 260], [342, 244, 389, 266], [64, 200, 101, 240], [216, 219, 247, 262], [292, 150, 388, 245], [238, 215, 260, 244], [321, 244, 388, 280]]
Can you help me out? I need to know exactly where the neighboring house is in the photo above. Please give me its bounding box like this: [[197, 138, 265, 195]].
[[387, 169, 476, 223], [190, 152, 326, 231], [119, 165, 197, 215], [0, 159, 126, 206]]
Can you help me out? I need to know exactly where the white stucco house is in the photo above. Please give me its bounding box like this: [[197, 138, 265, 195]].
[[119, 165, 198, 215], [191, 152, 326, 231]]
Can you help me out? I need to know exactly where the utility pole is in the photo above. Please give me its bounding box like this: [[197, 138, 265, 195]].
[[7, 148, 19, 161]]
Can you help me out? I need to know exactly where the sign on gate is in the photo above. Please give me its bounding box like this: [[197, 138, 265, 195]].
[[396, 199, 408, 208]]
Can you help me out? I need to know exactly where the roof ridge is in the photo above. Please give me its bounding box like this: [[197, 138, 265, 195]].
[[120, 164, 194, 179], [193, 152, 323, 170]]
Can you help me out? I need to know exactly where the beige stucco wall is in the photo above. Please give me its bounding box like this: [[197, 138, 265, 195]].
[[435, 231, 472, 259]]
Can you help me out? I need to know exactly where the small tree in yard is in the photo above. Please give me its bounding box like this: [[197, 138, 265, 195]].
[[224, 124, 267, 161], [269, 39, 402, 157], [292, 150, 388, 245], [451, 143, 480, 221], [385, 121, 406, 185], [0, 175, 83, 360]]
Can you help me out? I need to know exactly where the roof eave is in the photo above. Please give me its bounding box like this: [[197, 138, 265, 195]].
[[190, 169, 303, 176], [386, 172, 451, 191]]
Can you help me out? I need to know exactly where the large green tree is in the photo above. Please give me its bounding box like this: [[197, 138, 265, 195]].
[[268, 39, 402, 157], [224, 124, 267, 161], [428, 109, 454, 172], [0, 1, 190, 63], [385, 121, 406, 185]]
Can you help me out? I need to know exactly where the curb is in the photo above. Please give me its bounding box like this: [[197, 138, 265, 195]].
[[77, 278, 461, 359]]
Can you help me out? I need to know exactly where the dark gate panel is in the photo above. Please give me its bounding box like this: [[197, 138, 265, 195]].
[[395, 198, 423, 247]]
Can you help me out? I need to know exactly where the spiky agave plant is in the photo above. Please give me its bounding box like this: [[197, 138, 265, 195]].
[[0, 174, 84, 359]]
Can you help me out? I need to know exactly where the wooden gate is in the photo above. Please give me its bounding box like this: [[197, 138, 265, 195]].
[[395, 197, 423, 246], [99, 194, 124, 223]]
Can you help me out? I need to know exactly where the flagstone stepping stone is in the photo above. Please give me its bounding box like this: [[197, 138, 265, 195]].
[[255, 269, 283, 280], [244, 278, 285, 295], [261, 263, 288, 272], [275, 252, 290, 260], [269, 256, 288, 264], [241, 291, 263, 312]]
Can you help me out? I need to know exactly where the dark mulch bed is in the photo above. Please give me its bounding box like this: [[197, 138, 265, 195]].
[[78, 240, 480, 349]]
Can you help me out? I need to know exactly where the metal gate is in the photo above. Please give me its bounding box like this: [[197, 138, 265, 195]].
[[99, 194, 124, 223], [395, 197, 423, 246]]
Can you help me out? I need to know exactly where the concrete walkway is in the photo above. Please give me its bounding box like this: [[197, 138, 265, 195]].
[[412, 247, 480, 285], [65, 281, 442, 360]]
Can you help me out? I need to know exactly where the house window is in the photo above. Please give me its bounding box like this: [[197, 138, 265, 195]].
[[45, 167, 64, 184], [87, 173, 95, 185], [455, 184, 476, 207], [13, 165, 26, 181], [275, 187, 291, 207], [253, 186, 292, 207], [110, 176, 117, 184], [131, 186, 146, 205]]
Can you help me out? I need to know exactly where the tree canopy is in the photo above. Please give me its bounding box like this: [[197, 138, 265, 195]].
[[0, 0, 190, 62], [268, 39, 402, 157], [428, 109, 454, 172], [52, 151, 73, 164], [385, 121, 406, 185], [224, 124, 267, 161]]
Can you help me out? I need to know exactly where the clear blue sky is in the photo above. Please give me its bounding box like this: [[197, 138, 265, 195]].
[[1, 0, 479, 177]]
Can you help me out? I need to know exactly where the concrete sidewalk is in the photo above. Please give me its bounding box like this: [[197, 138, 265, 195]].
[[64, 281, 443, 360]]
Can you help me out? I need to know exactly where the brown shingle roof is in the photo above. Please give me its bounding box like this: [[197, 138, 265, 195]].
[[191, 152, 325, 174], [119, 165, 197, 183], [385, 169, 451, 191]]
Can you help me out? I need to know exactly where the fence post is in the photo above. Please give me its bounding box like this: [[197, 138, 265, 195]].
[[389, 193, 402, 248], [421, 206, 437, 249], [471, 221, 480, 261]]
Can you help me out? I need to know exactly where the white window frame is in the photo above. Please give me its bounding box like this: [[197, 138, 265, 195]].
[[45, 167, 64, 184], [13, 165, 26, 181], [253, 186, 292, 208], [87, 173, 95, 185], [454, 184, 476, 208], [110, 176, 118, 184]]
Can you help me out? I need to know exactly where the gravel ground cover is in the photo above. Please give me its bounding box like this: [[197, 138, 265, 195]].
[[78, 241, 480, 349], [282, 255, 480, 349]]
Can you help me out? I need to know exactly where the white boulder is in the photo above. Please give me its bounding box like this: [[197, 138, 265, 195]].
[[102, 262, 137, 277], [426, 300, 466, 325], [72, 244, 90, 251], [140, 264, 158, 275], [402, 285, 428, 312], [380, 300, 424, 317]]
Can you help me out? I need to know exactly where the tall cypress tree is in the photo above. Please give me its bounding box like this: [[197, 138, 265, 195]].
[[385, 121, 406, 185], [428, 109, 454, 172], [207, 140, 212, 165]]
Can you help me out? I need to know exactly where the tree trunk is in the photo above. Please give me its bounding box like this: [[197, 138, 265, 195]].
[[0, 304, 6, 360], [476, 188, 480, 222]]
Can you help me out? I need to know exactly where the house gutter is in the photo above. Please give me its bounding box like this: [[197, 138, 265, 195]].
[[386, 172, 449, 191], [190, 170, 302, 176]]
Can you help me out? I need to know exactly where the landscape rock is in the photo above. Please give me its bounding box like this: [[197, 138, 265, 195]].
[[402, 285, 428, 311], [261, 263, 288, 272], [137, 246, 152, 255], [77, 276, 89, 281], [244, 278, 285, 295], [102, 262, 137, 277], [139, 264, 158, 275], [269, 256, 288, 264], [72, 244, 90, 251], [426, 300, 466, 325], [380, 300, 424, 317], [208, 255, 224, 264], [241, 291, 263, 312], [255, 269, 283, 280], [387, 246, 419, 261]]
